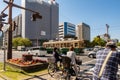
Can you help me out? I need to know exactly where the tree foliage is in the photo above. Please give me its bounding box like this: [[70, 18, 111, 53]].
[[12, 37, 32, 48], [92, 36, 106, 47], [84, 40, 92, 47], [117, 42, 120, 46]]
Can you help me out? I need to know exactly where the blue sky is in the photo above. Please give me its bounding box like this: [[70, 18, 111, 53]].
[[0, 0, 120, 41]]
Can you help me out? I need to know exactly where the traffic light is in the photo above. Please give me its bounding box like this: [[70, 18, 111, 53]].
[[0, 13, 8, 22], [31, 13, 36, 21], [0, 18, 5, 21], [0, 13, 8, 18], [12, 21, 17, 31], [31, 13, 42, 21]]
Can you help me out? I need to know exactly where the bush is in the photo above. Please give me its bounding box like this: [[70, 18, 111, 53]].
[[46, 48, 53, 54], [74, 48, 84, 55], [61, 48, 69, 55], [46, 47, 84, 55]]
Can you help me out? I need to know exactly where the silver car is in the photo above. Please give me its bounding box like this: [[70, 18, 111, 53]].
[[117, 48, 120, 52], [88, 50, 97, 58], [28, 47, 47, 56], [88, 47, 105, 58]]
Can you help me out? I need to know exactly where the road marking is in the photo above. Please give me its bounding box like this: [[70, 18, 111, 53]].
[[82, 59, 96, 65]]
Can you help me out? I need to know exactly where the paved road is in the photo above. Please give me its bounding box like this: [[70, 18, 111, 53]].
[[0, 50, 34, 62], [23, 59, 96, 80], [0, 50, 95, 80], [0, 50, 120, 80]]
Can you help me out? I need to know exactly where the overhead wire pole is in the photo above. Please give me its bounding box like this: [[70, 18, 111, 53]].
[[106, 24, 109, 35], [7, 0, 13, 59], [2, 0, 42, 59], [106, 24, 110, 42]]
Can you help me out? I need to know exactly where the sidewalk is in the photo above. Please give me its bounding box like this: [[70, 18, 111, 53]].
[[23, 73, 60, 80], [0, 73, 10, 80], [23, 73, 76, 80], [0, 69, 92, 80], [0, 77, 5, 80], [22, 70, 93, 80]]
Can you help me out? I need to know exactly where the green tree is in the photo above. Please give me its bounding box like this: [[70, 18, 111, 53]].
[[12, 37, 32, 48], [117, 42, 120, 46], [84, 40, 92, 47], [92, 36, 106, 47]]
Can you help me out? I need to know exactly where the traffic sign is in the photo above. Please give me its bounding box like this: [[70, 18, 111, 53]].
[[1, 24, 10, 33]]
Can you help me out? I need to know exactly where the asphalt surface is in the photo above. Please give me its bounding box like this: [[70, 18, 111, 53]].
[[0, 50, 95, 80], [1, 50, 120, 80], [22, 58, 95, 80]]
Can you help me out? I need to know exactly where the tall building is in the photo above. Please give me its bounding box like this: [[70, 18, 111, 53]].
[[13, 14, 22, 37], [14, 0, 59, 46], [76, 22, 90, 41], [59, 22, 76, 40]]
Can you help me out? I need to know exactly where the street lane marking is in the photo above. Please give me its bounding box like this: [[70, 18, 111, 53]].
[[82, 59, 96, 65]]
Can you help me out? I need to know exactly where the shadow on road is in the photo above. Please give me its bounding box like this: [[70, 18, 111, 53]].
[[23, 74, 48, 80], [24, 75, 47, 80]]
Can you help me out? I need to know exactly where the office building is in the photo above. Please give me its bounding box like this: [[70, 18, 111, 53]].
[[59, 22, 76, 40], [76, 22, 90, 41], [13, 14, 22, 37], [13, 0, 59, 46]]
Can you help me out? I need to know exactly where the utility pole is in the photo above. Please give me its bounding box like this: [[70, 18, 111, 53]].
[[1, 0, 42, 59], [106, 24, 110, 41], [7, 0, 13, 59], [106, 24, 109, 35]]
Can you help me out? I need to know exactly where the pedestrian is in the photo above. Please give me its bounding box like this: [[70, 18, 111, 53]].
[[67, 46, 79, 80], [53, 47, 62, 68], [93, 41, 120, 80]]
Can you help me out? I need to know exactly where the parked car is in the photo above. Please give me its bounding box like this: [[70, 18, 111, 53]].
[[17, 46, 25, 51], [88, 50, 97, 58], [27, 47, 47, 56], [117, 48, 120, 52], [83, 48, 93, 53], [88, 47, 105, 58]]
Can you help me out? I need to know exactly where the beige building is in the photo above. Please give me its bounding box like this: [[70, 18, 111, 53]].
[[76, 22, 90, 41], [43, 40, 84, 48]]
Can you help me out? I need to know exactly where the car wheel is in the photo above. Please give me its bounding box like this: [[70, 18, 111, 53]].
[[89, 54, 93, 58]]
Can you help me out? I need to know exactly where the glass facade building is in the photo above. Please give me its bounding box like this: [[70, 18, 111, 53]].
[[59, 22, 76, 39]]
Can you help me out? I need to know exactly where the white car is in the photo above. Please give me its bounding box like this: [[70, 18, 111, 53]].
[[88, 47, 105, 58], [117, 48, 120, 52], [88, 50, 97, 58], [28, 47, 47, 56]]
